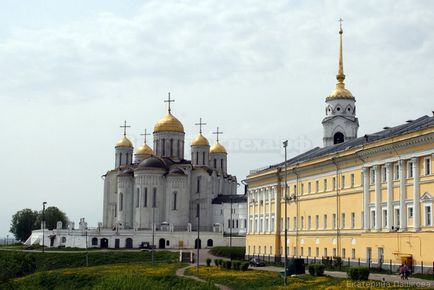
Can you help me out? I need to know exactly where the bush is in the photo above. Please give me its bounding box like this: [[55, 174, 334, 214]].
[[234, 261, 243, 270], [206, 258, 211, 267], [240, 262, 249, 271], [209, 247, 246, 260], [0, 252, 36, 283], [308, 264, 325, 276], [215, 259, 223, 267], [332, 256, 343, 268], [223, 260, 232, 269], [214, 259, 219, 266], [347, 267, 370, 280]]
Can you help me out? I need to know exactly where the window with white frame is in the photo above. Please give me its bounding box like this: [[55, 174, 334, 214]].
[[382, 209, 387, 228], [332, 177, 336, 190], [351, 212, 355, 229], [350, 174, 355, 188], [341, 175, 345, 189], [301, 183, 304, 194], [370, 210, 376, 229], [315, 180, 319, 193], [382, 166, 387, 182], [424, 157, 432, 175], [324, 179, 327, 191], [394, 163, 400, 180], [271, 216, 275, 232], [408, 206, 413, 219], [425, 206, 432, 226], [308, 182, 311, 194], [352, 248, 356, 259], [342, 248, 346, 258], [407, 161, 414, 178], [370, 168, 375, 184], [316, 247, 320, 257], [394, 208, 400, 227], [341, 213, 346, 228]]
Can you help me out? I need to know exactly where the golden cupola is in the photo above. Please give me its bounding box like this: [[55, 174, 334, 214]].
[[116, 136, 133, 148], [192, 133, 209, 146], [135, 129, 153, 156], [326, 19, 355, 101], [209, 126, 227, 154], [154, 112, 184, 133]]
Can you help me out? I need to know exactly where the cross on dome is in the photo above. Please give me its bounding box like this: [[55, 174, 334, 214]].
[[120, 120, 131, 136], [212, 127, 223, 142], [140, 129, 151, 144], [195, 118, 207, 134], [164, 92, 175, 113]]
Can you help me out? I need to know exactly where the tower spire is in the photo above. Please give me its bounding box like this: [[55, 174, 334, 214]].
[[337, 18, 345, 83]]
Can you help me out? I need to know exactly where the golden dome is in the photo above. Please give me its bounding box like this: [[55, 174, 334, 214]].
[[135, 143, 153, 156], [154, 112, 184, 133], [210, 142, 227, 154], [116, 136, 133, 148], [326, 82, 354, 101], [192, 133, 209, 146]]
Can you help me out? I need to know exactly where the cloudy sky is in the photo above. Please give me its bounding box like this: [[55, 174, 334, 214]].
[[1, 0, 433, 238]]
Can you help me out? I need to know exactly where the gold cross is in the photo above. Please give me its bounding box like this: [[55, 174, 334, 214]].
[[195, 118, 207, 134], [212, 127, 223, 142], [164, 92, 175, 113], [140, 129, 151, 144], [120, 120, 131, 136]]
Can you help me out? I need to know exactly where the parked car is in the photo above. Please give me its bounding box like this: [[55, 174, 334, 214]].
[[249, 257, 266, 267]]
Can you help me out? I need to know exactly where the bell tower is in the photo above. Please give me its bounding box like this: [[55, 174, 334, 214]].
[[322, 19, 359, 147]]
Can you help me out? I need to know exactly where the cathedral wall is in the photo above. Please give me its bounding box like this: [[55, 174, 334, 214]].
[[102, 172, 118, 228], [165, 175, 189, 227]]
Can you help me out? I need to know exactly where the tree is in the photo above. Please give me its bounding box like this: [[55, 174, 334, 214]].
[[9, 209, 39, 242], [37, 206, 69, 230]]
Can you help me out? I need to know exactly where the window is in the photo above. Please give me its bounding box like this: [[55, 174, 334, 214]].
[[341, 213, 346, 228], [383, 209, 388, 227], [394, 163, 400, 180], [195, 152, 199, 164], [408, 206, 413, 218], [221, 159, 224, 169], [172, 192, 177, 210], [324, 214, 328, 229], [287, 217, 290, 229], [395, 208, 400, 227], [408, 161, 414, 178], [301, 183, 304, 194], [352, 248, 356, 259], [196, 204, 200, 217], [119, 153, 122, 166], [425, 157, 432, 175], [371, 210, 376, 228], [143, 188, 148, 207], [351, 212, 355, 229], [332, 177, 336, 190], [332, 214, 336, 229], [361, 211, 364, 228], [382, 166, 387, 182], [370, 168, 375, 184], [293, 185, 297, 194], [316, 247, 319, 257], [301, 216, 304, 229], [333, 248, 337, 257], [308, 247, 311, 257], [350, 174, 355, 188], [301, 247, 304, 256], [342, 248, 346, 258], [162, 139, 166, 156], [308, 182, 311, 193], [271, 216, 275, 232], [315, 180, 319, 193], [425, 206, 432, 226], [152, 188, 157, 208], [323, 179, 327, 191], [196, 176, 201, 193], [308, 216, 311, 229], [315, 215, 319, 229], [324, 248, 328, 257], [213, 159, 217, 168], [293, 217, 297, 230], [136, 188, 140, 208], [119, 193, 124, 211], [170, 139, 174, 156], [341, 175, 345, 189], [202, 152, 205, 165]]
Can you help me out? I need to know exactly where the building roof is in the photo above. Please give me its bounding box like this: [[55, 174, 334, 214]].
[[212, 194, 247, 204], [261, 115, 434, 173]]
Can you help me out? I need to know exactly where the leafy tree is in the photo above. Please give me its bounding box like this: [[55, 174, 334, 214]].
[[9, 209, 39, 242], [36, 206, 69, 230]]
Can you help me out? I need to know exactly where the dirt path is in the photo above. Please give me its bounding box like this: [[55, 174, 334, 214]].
[[176, 265, 232, 290]]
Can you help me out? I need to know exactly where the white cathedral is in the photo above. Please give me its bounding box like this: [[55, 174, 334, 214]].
[[27, 98, 247, 249]]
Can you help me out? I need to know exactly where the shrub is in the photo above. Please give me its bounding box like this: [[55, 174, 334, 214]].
[[214, 259, 219, 266], [332, 256, 343, 268], [223, 260, 232, 269], [240, 262, 249, 271], [209, 247, 246, 260], [232, 261, 242, 270], [347, 267, 370, 280], [308, 264, 325, 276], [206, 258, 211, 267]]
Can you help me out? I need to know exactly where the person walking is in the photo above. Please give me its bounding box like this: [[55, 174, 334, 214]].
[[399, 264, 405, 280], [403, 263, 409, 280]]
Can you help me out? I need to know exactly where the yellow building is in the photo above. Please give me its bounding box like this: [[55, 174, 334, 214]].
[[245, 24, 434, 271]]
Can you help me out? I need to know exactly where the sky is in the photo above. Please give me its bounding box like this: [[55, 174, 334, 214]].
[[1, 0, 433, 238]]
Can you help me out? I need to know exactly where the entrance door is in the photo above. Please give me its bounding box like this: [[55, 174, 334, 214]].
[[115, 239, 120, 249], [101, 238, 109, 248], [195, 239, 201, 249], [378, 248, 384, 268], [159, 238, 166, 249], [126, 238, 133, 249]]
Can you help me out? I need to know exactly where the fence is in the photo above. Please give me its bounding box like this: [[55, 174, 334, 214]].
[[244, 254, 434, 276]]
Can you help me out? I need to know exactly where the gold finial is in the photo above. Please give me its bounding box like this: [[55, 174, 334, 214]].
[[120, 120, 131, 137], [140, 129, 151, 144], [195, 117, 207, 134], [337, 18, 345, 83], [164, 92, 175, 113]]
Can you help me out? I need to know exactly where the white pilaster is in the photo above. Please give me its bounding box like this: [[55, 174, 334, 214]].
[[399, 160, 407, 230], [386, 163, 393, 230], [374, 165, 381, 231], [412, 157, 420, 231], [363, 167, 370, 231]]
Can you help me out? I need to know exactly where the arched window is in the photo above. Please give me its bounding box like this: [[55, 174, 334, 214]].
[[119, 193, 124, 211], [136, 188, 140, 208], [143, 188, 148, 207], [172, 192, 177, 210], [61, 237, 66, 243], [170, 139, 173, 156], [333, 132, 345, 144], [196, 152, 199, 164], [196, 177, 201, 193], [152, 188, 157, 208], [207, 239, 213, 247], [202, 152, 206, 165], [91, 237, 98, 246], [214, 159, 217, 168], [221, 159, 224, 170], [119, 153, 123, 166], [162, 139, 166, 156]]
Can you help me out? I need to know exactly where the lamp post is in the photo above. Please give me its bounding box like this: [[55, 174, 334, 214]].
[[197, 190, 200, 273], [230, 196, 233, 248], [283, 141, 288, 286], [42, 202, 47, 253], [152, 201, 155, 265]]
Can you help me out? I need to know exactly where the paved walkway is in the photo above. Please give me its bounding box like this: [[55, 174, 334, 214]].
[[176, 265, 232, 290], [253, 265, 434, 287]]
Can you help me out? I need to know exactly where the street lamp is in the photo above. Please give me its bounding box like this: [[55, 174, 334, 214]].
[[283, 141, 288, 286], [42, 202, 47, 253], [152, 199, 156, 265], [230, 197, 233, 248], [197, 190, 201, 273]]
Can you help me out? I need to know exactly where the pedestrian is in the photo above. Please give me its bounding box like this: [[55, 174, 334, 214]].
[[403, 263, 409, 280], [399, 264, 405, 280]]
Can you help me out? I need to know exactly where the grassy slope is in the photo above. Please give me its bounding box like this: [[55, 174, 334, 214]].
[[184, 266, 414, 290], [11, 263, 217, 290]]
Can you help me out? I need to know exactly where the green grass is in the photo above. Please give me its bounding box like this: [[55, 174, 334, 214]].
[[185, 266, 414, 289], [10, 263, 217, 290], [412, 273, 434, 280]]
